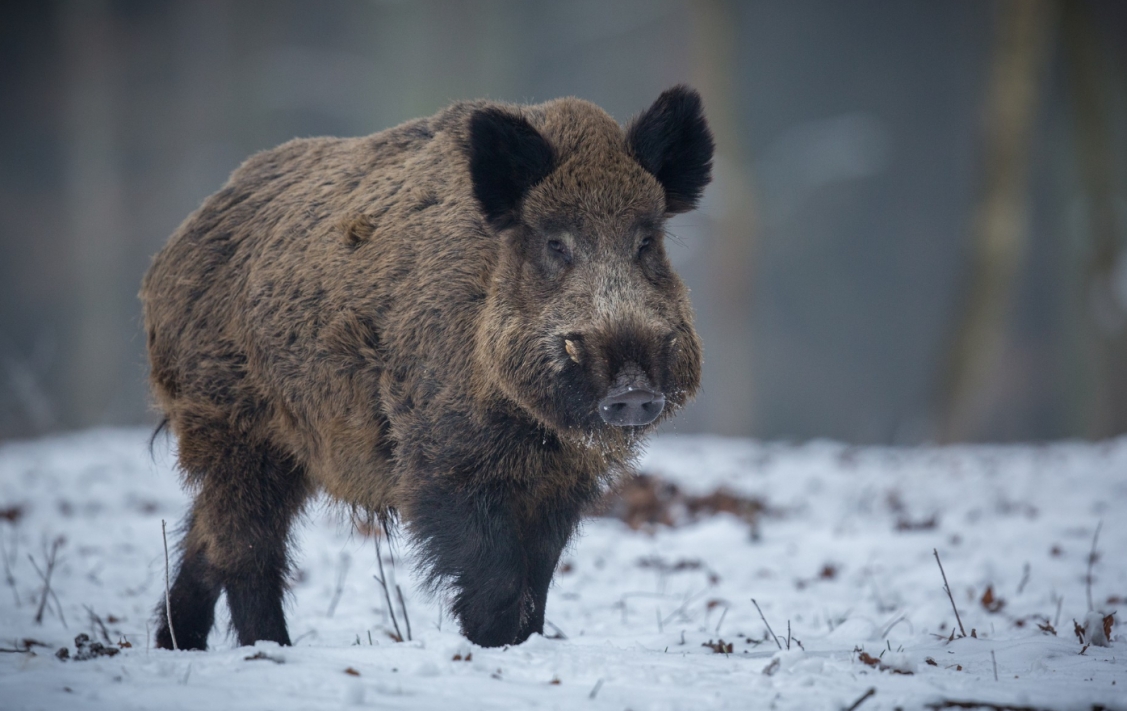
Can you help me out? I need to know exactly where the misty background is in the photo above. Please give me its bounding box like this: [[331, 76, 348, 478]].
[[1, 0, 1125, 444]]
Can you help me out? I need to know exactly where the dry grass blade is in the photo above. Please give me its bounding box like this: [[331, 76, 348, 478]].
[[845, 687, 876, 711], [0, 530, 20, 607], [29, 537, 64, 627], [751, 598, 782, 650], [933, 548, 966, 638], [161, 520, 178, 650], [326, 552, 350, 618], [395, 583, 412, 642], [372, 533, 403, 642], [83, 605, 111, 645], [1085, 521, 1101, 612]]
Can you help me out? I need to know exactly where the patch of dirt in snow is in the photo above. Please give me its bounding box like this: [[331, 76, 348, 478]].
[[0, 429, 1124, 710]]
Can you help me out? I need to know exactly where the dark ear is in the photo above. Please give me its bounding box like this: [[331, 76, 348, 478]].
[[626, 85, 714, 214], [469, 108, 555, 230]]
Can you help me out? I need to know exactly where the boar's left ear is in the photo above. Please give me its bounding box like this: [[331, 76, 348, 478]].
[[626, 85, 714, 214], [469, 107, 556, 230]]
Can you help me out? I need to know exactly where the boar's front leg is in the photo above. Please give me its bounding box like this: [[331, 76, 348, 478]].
[[408, 471, 587, 648]]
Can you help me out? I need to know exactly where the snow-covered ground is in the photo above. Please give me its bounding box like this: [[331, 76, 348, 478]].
[[0, 429, 1123, 710]]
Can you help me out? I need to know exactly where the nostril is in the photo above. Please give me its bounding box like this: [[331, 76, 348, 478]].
[[598, 386, 665, 426]]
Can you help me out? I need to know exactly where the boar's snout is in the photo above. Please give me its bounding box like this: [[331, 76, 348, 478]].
[[597, 363, 665, 427]]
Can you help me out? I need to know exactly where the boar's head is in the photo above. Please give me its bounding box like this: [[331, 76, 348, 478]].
[[470, 86, 710, 446]]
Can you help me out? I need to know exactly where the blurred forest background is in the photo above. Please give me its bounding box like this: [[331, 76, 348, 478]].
[[1, 0, 1126, 444]]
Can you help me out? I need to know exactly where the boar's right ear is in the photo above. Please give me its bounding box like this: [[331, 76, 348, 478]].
[[626, 85, 714, 214], [469, 108, 556, 230]]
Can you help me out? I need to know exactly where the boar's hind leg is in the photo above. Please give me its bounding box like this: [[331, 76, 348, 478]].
[[170, 428, 311, 649], [155, 516, 221, 650], [410, 478, 586, 648]]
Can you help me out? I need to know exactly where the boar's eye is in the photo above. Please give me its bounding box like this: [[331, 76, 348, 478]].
[[547, 238, 572, 264], [638, 236, 653, 255]]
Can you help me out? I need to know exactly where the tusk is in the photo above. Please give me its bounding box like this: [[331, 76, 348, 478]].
[[564, 339, 581, 364]]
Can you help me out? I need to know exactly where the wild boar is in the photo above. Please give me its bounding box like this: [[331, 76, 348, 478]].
[[142, 85, 711, 649]]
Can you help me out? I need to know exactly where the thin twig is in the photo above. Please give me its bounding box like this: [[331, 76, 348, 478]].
[[0, 531, 20, 607], [714, 605, 728, 636], [661, 587, 708, 625], [30, 538, 63, 626], [1053, 595, 1063, 628], [845, 687, 876, 711], [933, 549, 966, 637], [925, 701, 1054, 711], [545, 619, 568, 640], [84, 605, 111, 644], [880, 613, 909, 639], [326, 552, 350, 618], [26, 555, 65, 626], [1016, 562, 1030, 596], [588, 678, 604, 700], [395, 584, 412, 641], [751, 598, 782, 650], [991, 650, 998, 681], [1086, 521, 1101, 612], [786, 620, 792, 651], [161, 520, 179, 650], [372, 534, 403, 641]]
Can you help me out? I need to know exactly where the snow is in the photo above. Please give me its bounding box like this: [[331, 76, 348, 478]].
[[0, 429, 1124, 710]]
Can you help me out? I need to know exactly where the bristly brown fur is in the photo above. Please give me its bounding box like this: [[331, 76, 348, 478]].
[[142, 86, 712, 649]]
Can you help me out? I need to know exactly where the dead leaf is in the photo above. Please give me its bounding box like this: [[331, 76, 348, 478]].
[[856, 649, 880, 668], [244, 651, 283, 664], [702, 639, 733, 654], [344, 667, 360, 676], [981, 585, 1005, 613]]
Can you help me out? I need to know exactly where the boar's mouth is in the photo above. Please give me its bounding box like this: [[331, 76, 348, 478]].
[[552, 331, 674, 431]]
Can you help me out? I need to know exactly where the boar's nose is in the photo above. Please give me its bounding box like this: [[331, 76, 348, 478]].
[[599, 385, 665, 426]]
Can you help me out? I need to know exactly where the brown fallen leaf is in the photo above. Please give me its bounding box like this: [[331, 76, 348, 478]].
[[344, 667, 360, 676], [702, 639, 733, 654], [856, 649, 880, 668], [981, 585, 1005, 613]]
